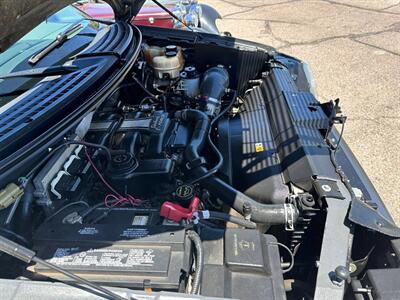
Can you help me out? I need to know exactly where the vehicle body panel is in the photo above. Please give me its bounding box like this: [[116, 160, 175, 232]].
[[0, 2, 399, 300]]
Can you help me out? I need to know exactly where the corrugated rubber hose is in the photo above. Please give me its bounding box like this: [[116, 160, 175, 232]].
[[187, 230, 203, 294]]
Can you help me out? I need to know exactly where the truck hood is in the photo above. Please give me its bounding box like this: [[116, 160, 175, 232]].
[[0, 0, 145, 52]]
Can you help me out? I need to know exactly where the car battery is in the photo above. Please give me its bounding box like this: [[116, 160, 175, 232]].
[[30, 206, 192, 290]]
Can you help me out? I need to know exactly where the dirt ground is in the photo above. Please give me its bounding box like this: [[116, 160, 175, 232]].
[[204, 0, 400, 223]]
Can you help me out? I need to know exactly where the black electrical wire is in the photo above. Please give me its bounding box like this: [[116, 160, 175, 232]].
[[139, 96, 155, 105], [188, 91, 237, 184], [25, 140, 112, 181], [132, 75, 156, 98], [198, 220, 223, 229], [42, 201, 89, 224], [329, 148, 357, 201], [0, 228, 29, 246], [186, 230, 203, 294], [205, 211, 257, 229], [108, 82, 136, 100], [333, 117, 347, 155], [269, 241, 295, 274], [325, 117, 357, 201], [79, 199, 123, 223], [65, 141, 112, 162]]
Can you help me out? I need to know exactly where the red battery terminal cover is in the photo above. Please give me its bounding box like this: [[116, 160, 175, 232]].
[[160, 197, 200, 222]]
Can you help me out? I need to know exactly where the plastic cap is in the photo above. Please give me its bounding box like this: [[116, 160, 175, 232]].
[[165, 51, 177, 58]]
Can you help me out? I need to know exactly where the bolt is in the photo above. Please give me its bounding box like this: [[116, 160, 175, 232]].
[[331, 265, 351, 286], [243, 202, 252, 220]]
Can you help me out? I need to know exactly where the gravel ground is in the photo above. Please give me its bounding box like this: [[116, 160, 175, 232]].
[[203, 0, 400, 223]]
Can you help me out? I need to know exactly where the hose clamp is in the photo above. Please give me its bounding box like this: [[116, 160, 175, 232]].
[[284, 203, 295, 231]]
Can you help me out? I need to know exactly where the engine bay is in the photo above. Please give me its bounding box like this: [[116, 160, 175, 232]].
[[16, 41, 291, 298], [1, 29, 399, 300], [26, 42, 289, 297]]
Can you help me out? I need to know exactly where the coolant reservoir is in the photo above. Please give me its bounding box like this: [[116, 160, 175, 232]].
[[142, 44, 164, 66], [152, 48, 184, 79]]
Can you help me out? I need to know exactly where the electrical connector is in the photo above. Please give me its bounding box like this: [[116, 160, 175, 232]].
[[0, 183, 24, 210]]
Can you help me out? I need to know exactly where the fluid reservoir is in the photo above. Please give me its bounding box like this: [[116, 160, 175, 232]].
[[142, 44, 164, 66], [179, 66, 201, 98], [153, 50, 184, 79]]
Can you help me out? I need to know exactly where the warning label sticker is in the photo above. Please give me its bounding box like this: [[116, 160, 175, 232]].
[[78, 227, 99, 235], [47, 246, 170, 273], [120, 227, 149, 238], [255, 142, 265, 153]]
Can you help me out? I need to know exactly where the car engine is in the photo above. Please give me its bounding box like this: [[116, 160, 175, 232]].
[[0, 35, 367, 300]]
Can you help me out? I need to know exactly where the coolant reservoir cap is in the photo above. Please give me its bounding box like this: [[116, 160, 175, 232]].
[[166, 45, 178, 52], [165, 51, 177, 57], [184, 66, 198, 78]]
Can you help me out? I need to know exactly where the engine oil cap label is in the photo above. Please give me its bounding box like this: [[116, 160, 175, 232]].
[[176, 185, 193, 199]]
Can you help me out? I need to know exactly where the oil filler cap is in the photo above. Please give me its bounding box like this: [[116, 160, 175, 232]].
[[175, 184, 194, 202]]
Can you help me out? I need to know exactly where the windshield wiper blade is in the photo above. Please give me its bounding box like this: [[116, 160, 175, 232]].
[[0, 235, 130, 300], [0, 65, 79, 79], [29, 23, 83, 65]]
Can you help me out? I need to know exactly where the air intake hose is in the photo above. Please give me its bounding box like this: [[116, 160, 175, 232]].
[[200, 66, 229, 117], [175, 109, 210, 170], [201, 176, 298, 226], [179, 108, 298, 227]]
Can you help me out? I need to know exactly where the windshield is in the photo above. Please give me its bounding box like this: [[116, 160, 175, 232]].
[[0, 6, 95, 108]]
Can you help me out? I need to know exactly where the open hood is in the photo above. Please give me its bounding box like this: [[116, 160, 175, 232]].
[[0, 0, 145, 53]]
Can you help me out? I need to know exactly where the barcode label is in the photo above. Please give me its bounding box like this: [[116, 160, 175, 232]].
[[132, 215, 149, 226]]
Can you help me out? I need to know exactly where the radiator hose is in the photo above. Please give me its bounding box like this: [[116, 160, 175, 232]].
[[200, 66, 229, 117], [202, 176, 298, 226], [179, 108, 298, 227], [175, 109, 210, 170]]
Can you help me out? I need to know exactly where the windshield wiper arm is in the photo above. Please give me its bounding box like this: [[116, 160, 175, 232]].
[[0, 65, 79, 79], [29, 23, 83, 65], [0, 235, 130, 300]]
